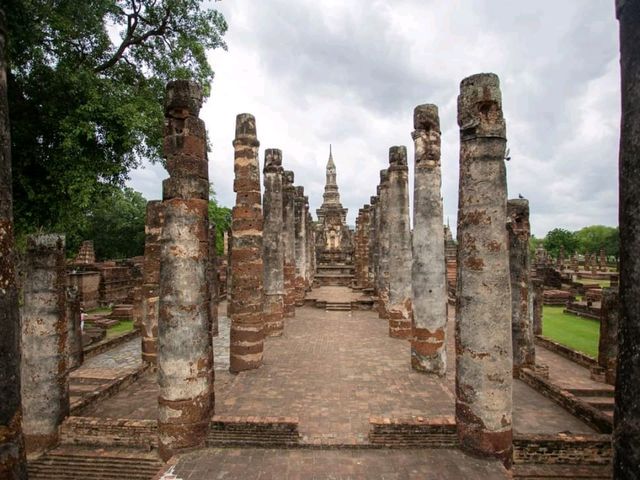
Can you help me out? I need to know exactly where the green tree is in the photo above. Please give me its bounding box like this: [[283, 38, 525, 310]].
[[208, 190, 231, 256], [529, 234, 544, 258], [78, 186, 147, 260], [5, 0, 227, 238], [574, 225, 619, 258], [543, 228, 578, 258]]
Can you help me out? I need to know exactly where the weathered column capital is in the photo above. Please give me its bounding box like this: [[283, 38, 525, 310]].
[[388, 145, 408, 171], [413, 104, 442, 170], [232, 113, 259, 147], [457, 73, 506, 141], [164, 80, 203, 117], [264, 148, 283, 172]]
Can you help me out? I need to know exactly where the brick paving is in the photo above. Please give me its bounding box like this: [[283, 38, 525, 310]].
[[535, 347, 612, 391], [164, 447, 510, 480], [80, 337, 142, 370], [84, 289, 595, 441]]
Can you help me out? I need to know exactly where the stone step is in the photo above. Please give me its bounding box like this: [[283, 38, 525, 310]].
[[28, 451, 162, 480], [513, 464, 612, 479], [583, 397, 615, 411], [326, 303, 352, 311]]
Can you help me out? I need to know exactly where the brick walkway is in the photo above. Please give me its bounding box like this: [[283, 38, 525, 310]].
[[85, 291, 595, 441], [163, 447, 510, 480]]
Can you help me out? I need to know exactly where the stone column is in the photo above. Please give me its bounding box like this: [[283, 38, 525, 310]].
[[209, 224, 219, 337], [508, 199, 535, 377], [262, 148, 285, 336], [65, 286, 84, 370], [0, 9, 27, 475], [377, 169, 391, 319], [387, 147, 412, 339], [158, 81, 213, 460], [411, 104, 447, 374], [282, 170, 297, 317], [369, 195, 378, 290], [598, 287, 618, 386], [455, 73, 512, 465], [294, 186, 307, 306], [532, 278, 544, 336], [21, 234, 69, 455], [141, 200, 163, 365], [305, 211, 315, 289], [229, 113, 264, 373], [614, 2, 640, 473]]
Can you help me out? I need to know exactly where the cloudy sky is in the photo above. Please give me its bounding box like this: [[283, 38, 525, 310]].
[[127, 0, 621, 238]]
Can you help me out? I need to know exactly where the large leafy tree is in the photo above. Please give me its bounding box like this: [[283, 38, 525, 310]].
[[574, 225, 619, 259], [208, 189, 230, 256], [543, 228, 578, 258], [81, 186, 147, 260], [5, 0, 227, 238]]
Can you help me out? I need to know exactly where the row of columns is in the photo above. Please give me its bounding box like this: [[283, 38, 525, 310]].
[[355, 74, 533, 464]]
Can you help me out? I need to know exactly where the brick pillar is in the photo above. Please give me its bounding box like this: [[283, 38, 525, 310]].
[[0, 9, 27, 475], [209, 224, 219, 337], [455, 73, 512, 466], [614, 2, 640, 473], [282, 170, 296, 317], [411, 104, 447, 375], [305, 211, 314, 289], [294, 186, 307, 306], [158, 81, 213, 460], [263, 148, 285, 336], [377, 169, 390, 319], [508, 199, 535, 377], [141, 200, 163, 365], [387, 146, 412, 339], [532, 278, 544, 336], [21, 234, 69, 455], [65, 286, 84, 370], [229, 113, 264, 373], [368, 195, 378, 290], [598, 287, 618, 386]]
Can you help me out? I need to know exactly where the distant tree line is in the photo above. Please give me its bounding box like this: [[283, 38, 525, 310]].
[[529, 225, 619, 262]]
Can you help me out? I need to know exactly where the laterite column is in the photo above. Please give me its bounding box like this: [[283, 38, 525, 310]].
[[377, 169, 391, 319], [263, 148, 285, 336], [229, 113, 264, 372], [0, 9, 27, 474], [21, 234, 69, 455], [411, 104, 447, 374], [282, 170, 297, 317], [387, 146, 412, 338], [455, 73, 512, 465], [508, 199, 535, 377], [142, 200, 163, 364], [158, 80, 213, 460]]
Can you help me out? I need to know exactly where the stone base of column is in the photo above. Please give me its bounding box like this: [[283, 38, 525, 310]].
[[294, 276, 306, 306], [377, 289, 389, 319], [456, 411, 513, 468], [388, 304, 411, 339], [264, 294, 284, 337], [229, 317, 264, 373], [283, 264, 296, 317], [25, 433, 59, 457], [158, 395, 212, 461], [411, 326, 446, 375]]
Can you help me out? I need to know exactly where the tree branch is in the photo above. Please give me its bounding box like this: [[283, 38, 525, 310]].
[[94, 5, 171, 73]]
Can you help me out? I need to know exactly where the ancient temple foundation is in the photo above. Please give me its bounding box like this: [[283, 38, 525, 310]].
[[455, 73, 512, 465], [386, 146, 412, 339], [158, 80, 214, 460], [262, 148, 285, 336], [21, 234, 69, 455], [410, 104, 447, 374], [229, 113, 265, 373], [508, 199, 535, 376]]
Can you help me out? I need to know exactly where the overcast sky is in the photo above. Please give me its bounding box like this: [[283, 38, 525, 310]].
[[127, 0, 620, 238]]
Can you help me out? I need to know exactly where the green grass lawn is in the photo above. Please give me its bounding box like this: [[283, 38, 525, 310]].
[[542, 306, 600, 358], [574, 278, 611, 288], [106, 319, 135, 338], [86, 306, 112, 315]]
